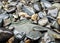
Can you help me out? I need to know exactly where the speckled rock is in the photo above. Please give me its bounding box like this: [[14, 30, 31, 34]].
[[38, 18, 48, 26]]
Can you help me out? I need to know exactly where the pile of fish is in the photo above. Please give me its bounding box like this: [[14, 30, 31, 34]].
[[0, 0, 60, 43]]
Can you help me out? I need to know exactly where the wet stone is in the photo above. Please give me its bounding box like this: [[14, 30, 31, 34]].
[[41, 32, 55, 43], [38, 18, 48, 26], [14, 30, 26, 40], [20, 41, 24, 43], [26, 31, 41, 40], [33, 2, 41, 12], [22, 5, 35, 16], [52, 3, 60, 10], [48, 7, 58, 18], [0, 18, 3, 27], [38, 12, 46, 18], [0, 28, 13, 42], [41, 0, 52, 8], [52, 21, 59, 29], [4, 5, 16, 14]]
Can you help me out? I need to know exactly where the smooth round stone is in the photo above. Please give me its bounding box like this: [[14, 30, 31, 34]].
[[38, 18, 48, 26], [26, 31, 41, 40]]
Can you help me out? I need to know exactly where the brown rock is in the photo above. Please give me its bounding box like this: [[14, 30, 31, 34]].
[[25, 39, 31, 43], [31, 14, 38, 21], [6, 36, 14, 43]]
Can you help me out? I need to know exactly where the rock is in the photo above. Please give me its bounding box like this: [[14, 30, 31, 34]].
[[0, 28, 13, 42], [6, 36, 14, 43], [20, 41, 24, 43], [52, 21, 59, 29], [47, 16, 56, 23], [41, 32, 55, 43], [19, 12, 31, 20], [8, 26, 15, 31], [38, 18, 48, 26], [53, 0, 60, 2], [57, 12, 60, 25], [41, 0, 52, 8], [48, 7, 58, 18], [52, 34, 60, 39], [13, 30, 26, 40], [30, 0, 39, 3], [22, 5, 35, 16], [0, 2, 3, 9], [25, 39, 31, 43], [16, 2, 23, 12], [13, 14, 18, 19], [4, 5, 16, 13], [9, 2, 17, 6], [33, 26, 48, 32], [0, 14, 11, 26], [38, 12, 46, 18], [3, 18, 11, 26], [26, 31, 41, 40], [31, 14, 38, 21], [52, 3, 60, 10], [0, 18, 3, 27], [33, 2, 41, 12]]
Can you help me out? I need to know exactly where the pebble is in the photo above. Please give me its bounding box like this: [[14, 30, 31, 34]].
[[26, 31, 41, 40], [22, 5, 35, 16], [48, 7, 58, 18], [31, 14, 38, 21], [38, 18, 48, 26], [33, 2, 41, 12], [38, 12, 46, 18], [52, 3, 60, 10], [41, 0, 52, 8]]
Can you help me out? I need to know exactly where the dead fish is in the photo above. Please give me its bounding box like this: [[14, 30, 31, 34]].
[[48, 7, 58, 18], [22, 5, 35, 16], [38, 18, 48, 26]]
